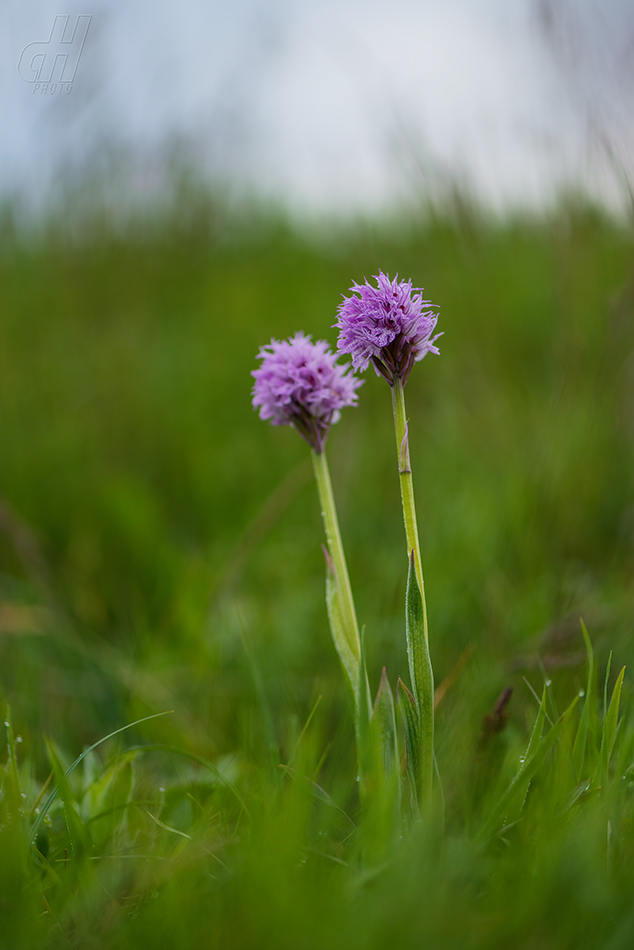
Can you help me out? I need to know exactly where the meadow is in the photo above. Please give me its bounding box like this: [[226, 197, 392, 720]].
[[1, 197, 634, 948]]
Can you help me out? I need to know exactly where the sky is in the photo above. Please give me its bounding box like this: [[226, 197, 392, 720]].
[[2, 0, 633, 216]]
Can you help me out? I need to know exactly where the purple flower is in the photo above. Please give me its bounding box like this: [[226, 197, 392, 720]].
[[252, 332, 362, 452], [335, 272, 441, 385]]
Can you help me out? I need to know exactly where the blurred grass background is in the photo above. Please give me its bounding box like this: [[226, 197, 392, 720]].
[[1, 198, 634, 946]]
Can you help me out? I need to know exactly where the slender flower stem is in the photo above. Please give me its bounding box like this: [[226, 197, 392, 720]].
[[391, 378, 427, 631], [391, 376, 435, 806], [311, 448, 361, 694], [313, 449, 374, 801]]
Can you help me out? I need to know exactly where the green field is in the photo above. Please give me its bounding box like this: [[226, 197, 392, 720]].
[[1, 201, 634, 948]]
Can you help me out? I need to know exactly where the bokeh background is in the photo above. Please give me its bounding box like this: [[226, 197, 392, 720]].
[[1, 0, 634, 779], [4, 0, 634, 215]]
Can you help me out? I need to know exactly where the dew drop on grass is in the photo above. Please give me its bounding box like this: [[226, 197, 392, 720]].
[[16, 735, 23, 743], [545, 680, 552, 687], [579, 690, 585, 698]]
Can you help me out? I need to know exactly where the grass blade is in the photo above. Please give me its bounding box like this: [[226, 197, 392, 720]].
[[601, 665, 626, 777], [30, 710, 173, 845], [117, 744, 249, 815], [572, 621, 595, 781], [45, 738, 89, 860], [3, 708, 22, 817], [480, 694, 580, 842], [279, 764, 356, 826], [525, 687, 548, 763]]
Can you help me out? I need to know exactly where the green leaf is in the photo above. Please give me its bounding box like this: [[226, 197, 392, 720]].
[[113, 744, 249, 816], [287, 695, 323, 768], [30, 710, 173, 845], [405, 553, 434, 804], [572, 621, 595, 781], [513, 686, 547, 819], [45, 739, 90, 861], [556, 778, 596, 819], [355, 627, 373, 794], [525, 687, 548, 764], [397, 678, 420, 813], [480, 694, 580, 842], [371, 669, 399, 783], [361, 670, 402, 859], [405, 552, 432, 713], [86, 758, 135, 841], [358, 625, 373, 725], [433, 751, 445, 826], [601, 664, 626, 777], [324, 550, 360, 702]]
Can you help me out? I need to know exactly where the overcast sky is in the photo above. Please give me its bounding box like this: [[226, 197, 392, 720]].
[[2, 0, 633, 215]]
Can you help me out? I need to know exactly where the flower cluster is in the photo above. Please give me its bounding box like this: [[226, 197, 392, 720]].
[[335, 271, 441, 385], [252, 332, 362, 452]]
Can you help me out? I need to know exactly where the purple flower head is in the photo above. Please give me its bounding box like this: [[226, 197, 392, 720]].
[[335, 272, 442, 386], [252, 332, 362, 452]]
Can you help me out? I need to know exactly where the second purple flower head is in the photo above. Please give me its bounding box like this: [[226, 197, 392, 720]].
[[252, 332, 362, 453], [335, 272, 441, 386]]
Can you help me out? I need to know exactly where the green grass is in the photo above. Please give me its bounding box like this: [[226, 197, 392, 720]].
[[1, 200, 634, 948]]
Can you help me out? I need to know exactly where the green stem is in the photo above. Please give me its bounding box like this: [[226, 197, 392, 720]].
[[391, 378, 427, 636], [312, 448, 361, 687], [391, 376, 435, 806], [312, 449, 373, 798]]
